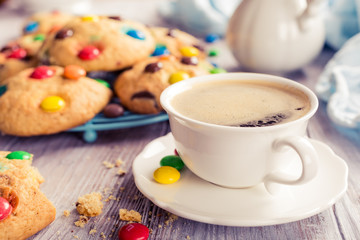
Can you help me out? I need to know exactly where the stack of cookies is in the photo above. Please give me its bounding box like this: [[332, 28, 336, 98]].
[[0, 11, 220, 137]]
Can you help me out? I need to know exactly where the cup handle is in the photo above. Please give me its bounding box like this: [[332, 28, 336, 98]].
[[264, 136, 318, 194]]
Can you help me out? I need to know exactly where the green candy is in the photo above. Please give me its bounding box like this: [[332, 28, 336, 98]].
[[160, 155, 184, 171], [5, 151, 31, 160], [0, 85, 6, 97], [95, 79, 110, 88], [33, 34, 45, 41], [210, 68, 227, 74], [208, 49, 219, 57]]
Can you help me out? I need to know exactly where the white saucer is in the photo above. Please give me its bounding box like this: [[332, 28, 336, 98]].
[[132, 133, 348, 226]]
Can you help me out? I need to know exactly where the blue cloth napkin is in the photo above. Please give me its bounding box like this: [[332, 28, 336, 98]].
[[316, 32, 360, 129]]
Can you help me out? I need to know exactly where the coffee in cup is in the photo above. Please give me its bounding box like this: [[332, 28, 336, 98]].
[[171, 80, 311, 127]]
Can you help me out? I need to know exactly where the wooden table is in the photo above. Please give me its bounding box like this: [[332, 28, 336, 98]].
[[1, 1, 359, 239]]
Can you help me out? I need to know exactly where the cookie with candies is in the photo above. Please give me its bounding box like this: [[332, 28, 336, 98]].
[[22, 11, 73, 35], [114, 55, 213, 114], [0, 65, 112, 136], [0, 34, 46, 85], [0, 150, 56, 240], [149, 27, 206, 59], [38, 16, 156, 71]]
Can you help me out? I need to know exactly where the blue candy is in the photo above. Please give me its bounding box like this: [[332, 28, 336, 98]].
[[205, 34, 220, 43], [151, 44, 170, 56], [126, 29, 146, 40], [24, 21, 39, 33], [0, 85, 6, 97]]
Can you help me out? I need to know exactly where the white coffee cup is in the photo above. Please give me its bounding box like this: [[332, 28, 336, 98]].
[[160, 72, 319, 194]]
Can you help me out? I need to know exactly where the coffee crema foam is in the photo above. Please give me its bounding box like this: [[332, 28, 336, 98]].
[[170, 80, 311, 127]]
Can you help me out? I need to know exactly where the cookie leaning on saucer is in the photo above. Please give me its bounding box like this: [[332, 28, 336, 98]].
[[114, 55, 212, 114], [0, 65, 112, 136], [0, 150, 56, 240], [39, 16, 156, 71]]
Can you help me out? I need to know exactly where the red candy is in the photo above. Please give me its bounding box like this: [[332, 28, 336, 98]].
[[7, 48, 27, 59], [78, 46, 100, 60], [174, 149, 179, 156], [118, 223, 149, 240], [30, 66, 55, 79], [0, 197, 12, 221]]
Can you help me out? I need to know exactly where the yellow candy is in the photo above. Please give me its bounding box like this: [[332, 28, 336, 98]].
[[40, 96, 65, 112], [169, 71, 190, 84], [81, 15, 100, 22], [180, 46, 199, 57], [153, 166, 180, 184]]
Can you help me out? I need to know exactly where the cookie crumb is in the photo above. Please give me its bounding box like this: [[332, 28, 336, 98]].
[[63, 210, 70, 217], [116, 168, 126, 176], [89, 228, 97, 235], [100, 232, 106, 239], [186, 236, 191, 240], [103, 161, 115, 169], [115, 158, 123, 167], [73, 235, 80, 239], [165, 213, 178, 226], [104, 195, 117, 202], [119, 209, 142, 222], [76, 192, 103, 217], [74, 215, 89, 228]]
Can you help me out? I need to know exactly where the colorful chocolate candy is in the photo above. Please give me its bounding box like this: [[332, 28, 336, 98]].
[[30, 66, 55, 79], [0, 85, 6, 97], [205, 33, 220, 43], [95, 79, 110, 88], [208, 49, 219, 57], [126, 29, 146, 40], [81, 15, 100, 22], [78, 46, 100, 60], [103, 103, 124, 118], [169, 71, 190, 84], [5, 151, 31, 160], [64, 65, 86, 80], [55, 28, 73, 39], [181, 56, 198, 65], [153, 166, 180, 184], [0, 197, 12, 221], [144, 62, 163, 73], [160, 155, 184, 171], [151, 44, 170, 56], [33, 34, 45, 41], [180, 46, 199, 57], [24, 21, 39, 33], [7, 48, 27, 59], [118, 223, 149, 240], [210, 68, 227, 74], [40, 96, 65, 112]]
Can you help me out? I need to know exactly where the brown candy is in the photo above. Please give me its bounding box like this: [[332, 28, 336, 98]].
[[131, 91, 155, 100], [181, 56, 198, 65], [0, 187, 19, 212], [55, 28, 74, 39], [144, 62, 163, 73], [103, 103, 124, 118], [167, 29, 176, 38], [108, 16, 122, 21]]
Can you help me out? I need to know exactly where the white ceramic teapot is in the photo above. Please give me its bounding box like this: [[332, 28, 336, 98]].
[[226, 0, 325, 73]]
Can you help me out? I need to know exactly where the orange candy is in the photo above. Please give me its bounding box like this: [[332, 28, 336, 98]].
[[158, 55, 175, 61], [63, 65, 86, 80]]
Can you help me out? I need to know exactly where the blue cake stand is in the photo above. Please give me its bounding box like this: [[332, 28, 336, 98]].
[[67, 111, 168, 143]]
